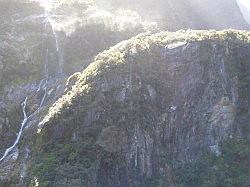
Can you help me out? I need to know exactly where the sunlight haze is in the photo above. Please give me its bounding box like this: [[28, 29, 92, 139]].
[[236, 0, 250, 24], [0, 0, 249, 186]]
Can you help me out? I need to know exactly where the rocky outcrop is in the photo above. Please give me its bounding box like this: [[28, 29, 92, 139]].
[[0, 0, 249, 186], [30, 30, 250, 186]]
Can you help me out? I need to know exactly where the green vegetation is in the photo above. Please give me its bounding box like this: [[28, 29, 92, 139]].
[[173, 137, 250, 187], [28, 138, 100, 186], [31, 153, 59, 187], [0, 0, 45, 89]]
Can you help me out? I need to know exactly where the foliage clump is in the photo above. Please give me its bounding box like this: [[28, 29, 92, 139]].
[[173, 137, 250, 187]]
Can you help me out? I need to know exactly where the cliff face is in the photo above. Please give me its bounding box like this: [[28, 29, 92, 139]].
[[0, 0, 249, 186], [31, 30, 250, 186]]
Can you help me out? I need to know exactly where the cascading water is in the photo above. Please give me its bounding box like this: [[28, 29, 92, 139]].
[[54, 31, 64, 74], [0, 97, 28, 162], [44, 8, 64, 74], [0, 79, 49, 162], [0, 7, 52, 163], [36, 79, 45, 92], [39, 52, 48, 108]]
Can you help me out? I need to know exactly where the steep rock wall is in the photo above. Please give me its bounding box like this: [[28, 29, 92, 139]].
[[31, 30, 250, 186]]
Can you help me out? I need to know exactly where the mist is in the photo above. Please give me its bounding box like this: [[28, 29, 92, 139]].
[[36, 0, 249, 32]]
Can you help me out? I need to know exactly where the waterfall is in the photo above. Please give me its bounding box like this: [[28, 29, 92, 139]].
[[0, 97, 28, 162], [36, 79, 45, 92], [0, 0, 64, 164], [39, 80, 48, 108], [55, 32, 64, 73], [54, 30, 59, 52], [0, 8, 52, 163], [44, 8, 64, 73], [45, 48, 49, 78], [0, 64, 49, 162], [54, 31, 64, 74]]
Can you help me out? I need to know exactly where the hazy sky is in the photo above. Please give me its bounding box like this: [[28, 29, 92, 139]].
[[39, 0, 250, 24], [236, 0, 250, 24], [38, 0, 250, 10], [38, 0, 250, 11], [38, 0, 56, 10], [237, 0, 250, 9]]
